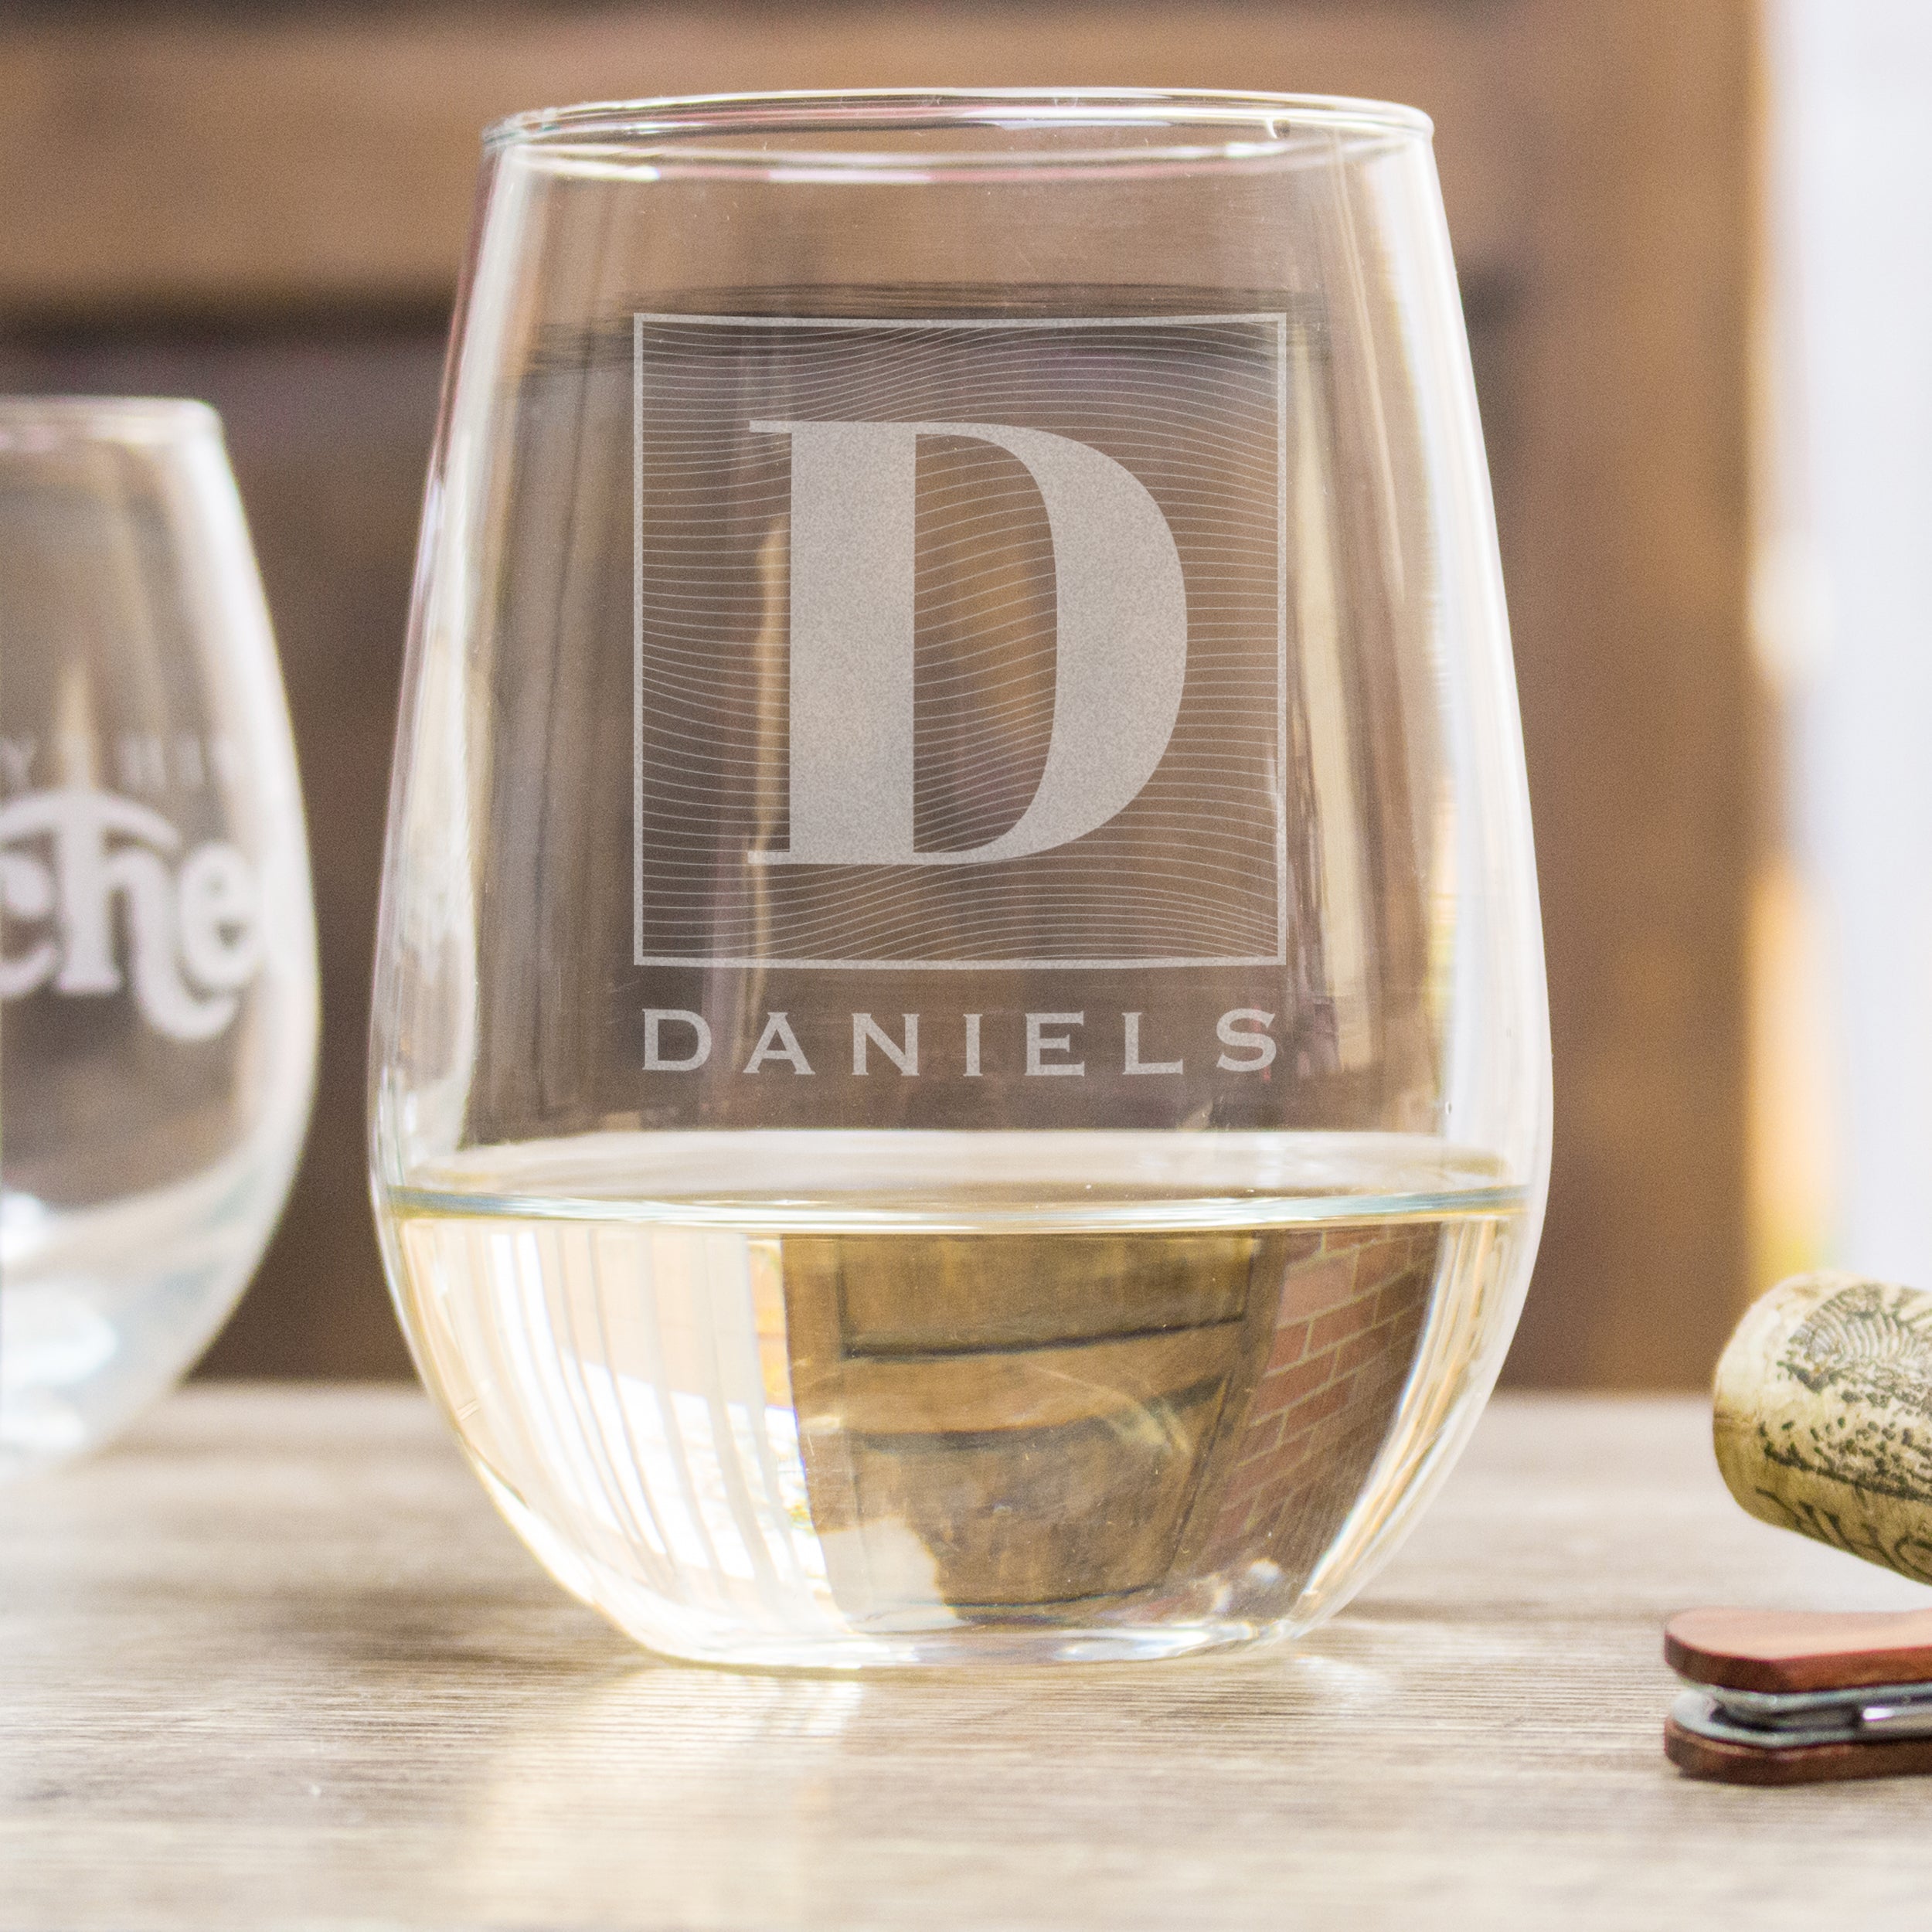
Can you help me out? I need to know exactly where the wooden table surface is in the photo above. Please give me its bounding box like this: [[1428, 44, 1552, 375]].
[[7, 1388, 1932, 1931]]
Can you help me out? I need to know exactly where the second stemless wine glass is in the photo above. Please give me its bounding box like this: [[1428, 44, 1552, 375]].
[[371, 89, 1550, 1668], [1, 399, 318, 1477]]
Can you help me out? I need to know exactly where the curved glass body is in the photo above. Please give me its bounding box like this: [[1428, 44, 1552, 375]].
[[1, 399, 318, 1478], [372, 90, 1549, 1667]]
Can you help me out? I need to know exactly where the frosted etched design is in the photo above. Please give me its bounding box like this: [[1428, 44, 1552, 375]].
[[630, 315, 1286, 967]]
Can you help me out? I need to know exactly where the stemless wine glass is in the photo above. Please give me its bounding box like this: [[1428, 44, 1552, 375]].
[[0, 399, 318, 1478], [371, 89, 1550, 1668]]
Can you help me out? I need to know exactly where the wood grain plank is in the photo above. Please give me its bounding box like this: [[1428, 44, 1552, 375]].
[[804, 1325, 1243, 1434], [0, 2, 1764, 1394], [1498, 0, 1759, 1387], [0, 5, 1522, 313], [826, 1230, 1257, 1352], [5, 1388, 1931, 1930]]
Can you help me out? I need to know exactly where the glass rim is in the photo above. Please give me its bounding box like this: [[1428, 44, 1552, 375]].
[[0, 396, 222, 448], [484, 87, 1434, 159]]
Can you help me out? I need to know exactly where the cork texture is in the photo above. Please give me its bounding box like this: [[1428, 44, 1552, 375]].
[[1713, 1272, 1932, 1582]]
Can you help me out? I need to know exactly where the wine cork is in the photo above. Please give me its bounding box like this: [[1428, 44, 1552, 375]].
[[1714, 1272, 1932, 1583]]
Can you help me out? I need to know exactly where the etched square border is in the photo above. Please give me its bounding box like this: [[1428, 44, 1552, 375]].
[[633, 311, 1289, 971]]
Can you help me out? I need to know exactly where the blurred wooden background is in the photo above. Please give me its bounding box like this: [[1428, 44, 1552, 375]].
[[0, 1, 1759, 1388]]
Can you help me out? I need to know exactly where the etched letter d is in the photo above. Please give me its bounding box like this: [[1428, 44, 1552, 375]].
[[748, 420, 1188, 867]]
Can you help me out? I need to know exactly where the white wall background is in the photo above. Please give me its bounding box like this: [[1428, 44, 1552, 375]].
[[1772, 1, 1932, 1283]]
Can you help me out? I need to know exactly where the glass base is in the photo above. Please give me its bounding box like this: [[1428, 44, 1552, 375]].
[[482, 1461, 1290, 1670], [624, 1621, 1277, 1674]]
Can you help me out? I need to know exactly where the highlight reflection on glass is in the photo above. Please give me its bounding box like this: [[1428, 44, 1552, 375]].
[[371, 90, 1551, 1668]]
